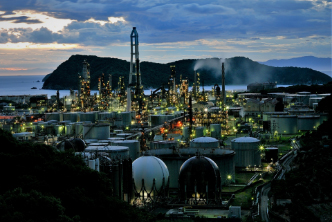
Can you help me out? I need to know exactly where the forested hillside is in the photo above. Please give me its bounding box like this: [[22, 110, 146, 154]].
[[42, 55, 332, 90]]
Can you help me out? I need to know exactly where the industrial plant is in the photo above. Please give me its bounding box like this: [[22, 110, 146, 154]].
[[1, 27, 331, 220]]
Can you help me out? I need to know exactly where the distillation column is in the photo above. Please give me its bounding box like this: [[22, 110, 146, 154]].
[[127, 27, 141, 112]]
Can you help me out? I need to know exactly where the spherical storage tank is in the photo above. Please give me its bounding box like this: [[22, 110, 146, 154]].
[[231, 137, 261, 167], [297, 115, 320, 131], [178, 156, 221, 201], [270, 115, 297, 134], [190, 137, 219, 148], [132, 156, 169, 194], [83, 123, 110, 140]]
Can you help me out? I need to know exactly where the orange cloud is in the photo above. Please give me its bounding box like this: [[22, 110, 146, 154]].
[[0, 68, 28, 71]]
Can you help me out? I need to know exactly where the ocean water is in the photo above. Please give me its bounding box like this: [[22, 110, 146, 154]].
[[0, 75, 291, 99], [0, 75, 98, 98]]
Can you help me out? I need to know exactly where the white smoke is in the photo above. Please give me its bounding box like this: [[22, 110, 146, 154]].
[[193, 58, 224, 72]]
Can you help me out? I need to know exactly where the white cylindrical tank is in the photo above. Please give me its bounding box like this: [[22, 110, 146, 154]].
[[132, 156, 169, 193], [270, 115, 298, 134], [111, 140, 140, 160], [83, 124, 110, 140], [190, 137, 219, 148], [231, 137, 261, 167], [297, 115, 321, 131], [210, 124, 221, 139], [85, 146, 129, 159]]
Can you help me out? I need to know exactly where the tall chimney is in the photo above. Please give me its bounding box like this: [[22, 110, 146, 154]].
[[222, 62, 226, 109]]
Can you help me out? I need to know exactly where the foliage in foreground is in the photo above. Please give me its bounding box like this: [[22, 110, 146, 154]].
[[0, 128, 152, 222]]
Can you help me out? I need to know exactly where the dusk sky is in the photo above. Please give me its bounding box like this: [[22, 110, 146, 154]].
[[0, 0, 331, 76]]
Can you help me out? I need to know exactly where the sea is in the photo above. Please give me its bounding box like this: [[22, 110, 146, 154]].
[[0, 75, 290, 99]]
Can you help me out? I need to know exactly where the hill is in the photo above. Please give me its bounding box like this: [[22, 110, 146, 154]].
[[260, 56, 331, 73], [42, 55, 332, 90]]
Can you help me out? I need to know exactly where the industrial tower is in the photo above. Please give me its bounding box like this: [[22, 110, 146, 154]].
[[127, 27, 143, 112], [78, 59, 91, 110]]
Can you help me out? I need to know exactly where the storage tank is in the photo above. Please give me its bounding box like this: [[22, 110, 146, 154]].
[[182, 126, 190, 141], [116, 133, 133, 139], [210, 124, 221, 139], [149, 115, 168, 126], [88, 143, 109, 146], [107, 137, 125, 141], [99, 112, 116, 120], [75, 122, 83, 135], [54, 125, 63, 135], [112, 140, 140, 160], [263, 112, 288, 121], [195, 127, 205, 138], [297, 115, 321, 131], [150, 140, 178, 149], [64, 124, 73, 135], [45, 112, 60, 121], [132, 156, 169, 193], [63, 112, 80, 122], [231, 137, 261, 167], [265, 147, 278, 163], [121, 112, 132, 127], [83, 123, 110, 140], [178, 155, 222, 201], [270, 115, 298, 134], [85, 145, 129, 159], [80, 112, 98, 123], [190, 137, 219, 148]]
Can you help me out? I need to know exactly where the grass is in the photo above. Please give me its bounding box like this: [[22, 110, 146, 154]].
[[231, 189, 254, 209], [235, 172, 256, 184], [222, 186, 242, 193]]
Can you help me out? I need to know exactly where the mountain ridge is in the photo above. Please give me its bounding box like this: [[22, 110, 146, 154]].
[[259, 56, 331, 73], [42, 55, 332, 90]]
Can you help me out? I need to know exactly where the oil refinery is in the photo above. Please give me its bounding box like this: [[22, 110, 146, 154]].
[[1, 27, 331, 220]]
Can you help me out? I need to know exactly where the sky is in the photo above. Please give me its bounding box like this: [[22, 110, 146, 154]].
[[0, 0, 331, 76]]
